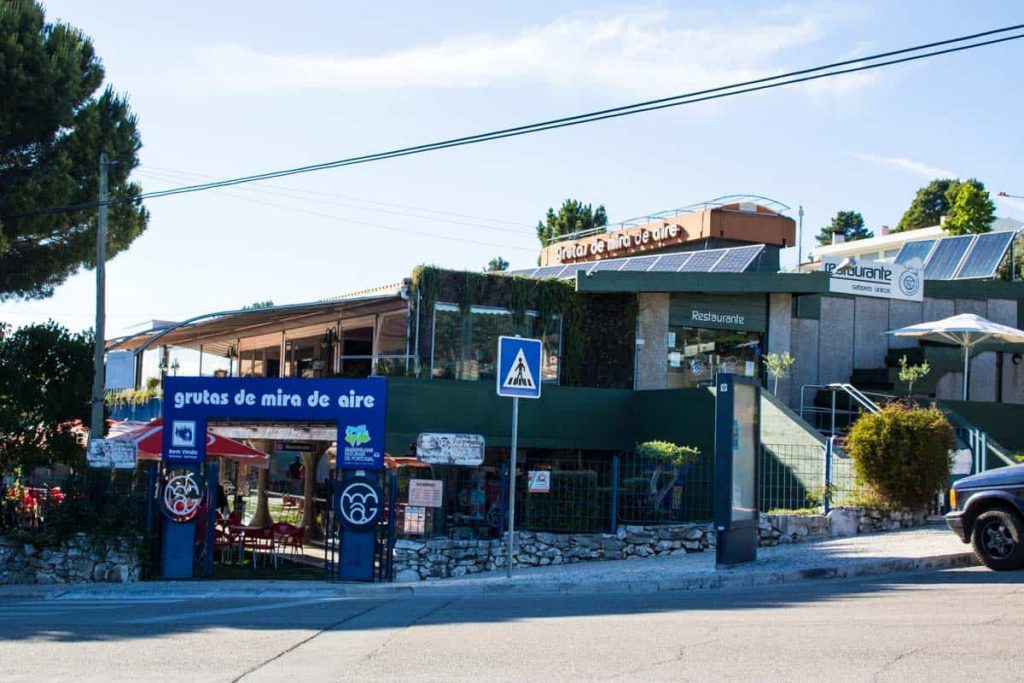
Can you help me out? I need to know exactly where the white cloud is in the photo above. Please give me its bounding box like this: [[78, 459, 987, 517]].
[[181, 7, 876, 98], [852, 153, 958, 180]]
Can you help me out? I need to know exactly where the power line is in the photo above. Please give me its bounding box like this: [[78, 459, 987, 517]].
[[141, 164, 533, 228], [134, 170, 536, 252], [4, 23, 1023, 220], [133, 167, 534, 235]]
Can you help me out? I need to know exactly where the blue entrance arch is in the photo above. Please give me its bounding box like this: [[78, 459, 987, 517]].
[[160, 376, 387, 580]]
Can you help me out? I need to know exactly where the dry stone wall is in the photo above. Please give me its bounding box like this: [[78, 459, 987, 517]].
[[0, 534, 141, 585], [394, 507, 930, 581]]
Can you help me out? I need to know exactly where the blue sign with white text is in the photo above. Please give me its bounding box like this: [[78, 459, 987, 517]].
[[496, 336, 543, 399], [161, 376, 387, 470]]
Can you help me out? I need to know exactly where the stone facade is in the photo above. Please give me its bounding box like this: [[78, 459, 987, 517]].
[[0, 534, 141, 585], [393, 507, 930, 581]]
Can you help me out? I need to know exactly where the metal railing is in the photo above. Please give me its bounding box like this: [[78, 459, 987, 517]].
[[799, 383, 889, 438]]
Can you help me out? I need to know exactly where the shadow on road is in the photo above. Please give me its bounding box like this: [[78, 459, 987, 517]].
[[1, 565, 1022, 644]]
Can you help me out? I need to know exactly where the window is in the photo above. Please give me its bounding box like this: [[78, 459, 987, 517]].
[[239, 345, 280, 378], [431, 303, 561, 383], [666, 326, 761, 388]]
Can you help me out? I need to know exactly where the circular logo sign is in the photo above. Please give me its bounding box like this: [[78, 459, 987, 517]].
[[335, 478, 383, 531], [162, 470, 206, 523], [898, 270, 921, 298]]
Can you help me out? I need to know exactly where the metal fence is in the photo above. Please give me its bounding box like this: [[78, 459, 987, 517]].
[[1, 466, 158, 566]]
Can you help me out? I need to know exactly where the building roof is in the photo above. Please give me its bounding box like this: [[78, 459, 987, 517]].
[[811, 218, 1023, 263], [108, 290, 406, 357]]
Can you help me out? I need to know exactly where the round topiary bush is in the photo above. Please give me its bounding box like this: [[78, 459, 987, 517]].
[[845, 403, 954, 508]]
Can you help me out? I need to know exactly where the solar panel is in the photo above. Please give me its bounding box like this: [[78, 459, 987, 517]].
[[588, 258, 628, 273], [924, 235, 974, 280], [506, 268, 538, 277], [649, 252, 693, 272], [679, 250, 724, 272], [712, 245, 764, 272], [532, 265, 566, 278], [894, 239, 936, 267], [953, 231, 1015, 279], [617, 255, 660, 272], [558, 262, 593, 279]]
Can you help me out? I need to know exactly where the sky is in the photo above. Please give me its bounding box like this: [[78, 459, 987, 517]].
[[3, 0, 1024, 337]]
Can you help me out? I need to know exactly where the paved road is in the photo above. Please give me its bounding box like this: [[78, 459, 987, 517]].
[[1, 567, 1022, 682]]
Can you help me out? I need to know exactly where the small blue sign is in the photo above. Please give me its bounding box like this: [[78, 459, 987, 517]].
[[161, 376, 387, 469], [496, 336, 543, 399]]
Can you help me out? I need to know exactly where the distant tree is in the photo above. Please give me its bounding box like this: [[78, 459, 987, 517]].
[[944, 181, 996, 235], [0, 1, 148, 300], [242, 301, 274, 310], [997, 234, 1023, 281], [0, 322, 93, 475], [815, 210, 872, 246], [763, 352, 795, 396], [536, 199, 608, 247], [485, 256, 509, 272], [896, 179, 961, 232]]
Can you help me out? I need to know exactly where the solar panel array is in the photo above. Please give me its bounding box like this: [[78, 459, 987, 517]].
[[506, 244, 765, 279], [894, 230, 1016, 280]]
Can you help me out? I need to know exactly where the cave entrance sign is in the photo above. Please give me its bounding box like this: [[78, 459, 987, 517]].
[[160, 376, 387, 581]]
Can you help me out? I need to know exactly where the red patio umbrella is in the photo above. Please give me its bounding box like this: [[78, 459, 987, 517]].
[[110, 419, 270, 469]]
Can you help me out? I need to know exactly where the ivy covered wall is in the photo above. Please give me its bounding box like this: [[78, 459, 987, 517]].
[[411, 266, 637, 389]]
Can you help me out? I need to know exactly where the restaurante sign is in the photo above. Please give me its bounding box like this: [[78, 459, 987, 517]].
[[823, 257, 923, 302]]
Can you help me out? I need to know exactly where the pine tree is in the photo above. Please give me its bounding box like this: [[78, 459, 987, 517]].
[[815, 210, 872, 245], [0, 1, 148, 300], [536, 199, 608, 247]]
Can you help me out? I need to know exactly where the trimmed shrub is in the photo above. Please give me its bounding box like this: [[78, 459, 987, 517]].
[[845, 403, 954, 508]]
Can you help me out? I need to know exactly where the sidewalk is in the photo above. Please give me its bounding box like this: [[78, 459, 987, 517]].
[[0, 527, 977, 601]]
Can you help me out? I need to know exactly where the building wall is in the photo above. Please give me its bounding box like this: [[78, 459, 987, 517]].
[[634, 293, 669, 390], [787, 293, 1021, 407], [766, 293, 792, 401]]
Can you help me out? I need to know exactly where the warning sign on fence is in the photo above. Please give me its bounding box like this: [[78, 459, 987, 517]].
[[528, 470, 551, 493]]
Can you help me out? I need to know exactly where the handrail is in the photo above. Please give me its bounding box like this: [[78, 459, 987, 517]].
[[827, 383, 882, 415]]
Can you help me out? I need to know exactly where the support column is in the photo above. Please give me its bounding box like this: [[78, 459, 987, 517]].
[[301, 445, 326, 539], [249, 439, 273, 528], [635, 293, 669, 390]]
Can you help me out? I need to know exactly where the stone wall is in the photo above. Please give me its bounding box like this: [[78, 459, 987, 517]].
[[393, 507, 930, 581], [0, 534, 141, 585]]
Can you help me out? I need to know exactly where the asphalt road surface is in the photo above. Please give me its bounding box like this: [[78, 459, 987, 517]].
[[1, 567, 1022, 682]]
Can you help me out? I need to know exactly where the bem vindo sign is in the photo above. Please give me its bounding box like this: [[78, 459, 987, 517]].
[[162, 376, 387, 469], [823, 256, 923, 302]]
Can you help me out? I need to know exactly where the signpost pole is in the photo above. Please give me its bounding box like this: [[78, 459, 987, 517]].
[[506, 396, 519, 579]]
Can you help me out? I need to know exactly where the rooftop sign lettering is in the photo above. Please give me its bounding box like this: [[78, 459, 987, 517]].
[[555, 224, 682, 263], [823, 257, 923, 302]]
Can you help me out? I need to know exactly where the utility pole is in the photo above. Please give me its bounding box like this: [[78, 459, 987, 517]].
[[797, 203, 804, 271], [90, 153, 108, 438]]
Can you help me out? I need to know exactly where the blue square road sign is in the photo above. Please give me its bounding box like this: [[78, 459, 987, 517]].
[[496, 336, 543, 399]]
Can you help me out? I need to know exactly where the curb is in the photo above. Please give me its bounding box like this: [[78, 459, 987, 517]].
[[8, 551, 979, 601]]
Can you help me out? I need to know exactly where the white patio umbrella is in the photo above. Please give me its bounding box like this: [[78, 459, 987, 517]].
[[886, 313, 1024, 400]]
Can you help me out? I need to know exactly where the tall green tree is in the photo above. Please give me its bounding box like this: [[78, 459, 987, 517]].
[[484, 256, 509, 272], [895, 179, 960, 232], [944, 181, 996, 235], [0, 322, 93, 475], [815, 210, 872, 245], [536, 199, 608, 247], [0, 1, 148, 300]]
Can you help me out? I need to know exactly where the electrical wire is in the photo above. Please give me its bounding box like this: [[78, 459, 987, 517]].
[[140, 164, 533, 228], [133, 167, 534, 235], [133, 170, 536, 252], [4, 24, 1023, 220]]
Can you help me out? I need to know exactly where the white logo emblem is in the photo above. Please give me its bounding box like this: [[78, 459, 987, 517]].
[[898, 270, 921, 298], [338, 481, 381, 529], [162, 470, 204, 522], [171, 420, 196, 448], [502, 348, 537, 390]]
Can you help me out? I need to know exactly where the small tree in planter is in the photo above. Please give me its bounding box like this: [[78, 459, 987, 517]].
[[763, 352, 795, 396], [636, 440, 700, 511], [845, 403, 953, 509], [897, 355, 931, 399]]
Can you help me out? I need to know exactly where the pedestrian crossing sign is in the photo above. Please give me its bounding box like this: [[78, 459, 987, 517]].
[[497, 336, 543, 399]]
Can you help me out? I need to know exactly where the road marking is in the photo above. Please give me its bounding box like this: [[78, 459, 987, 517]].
[[121, 596, 354, 624]]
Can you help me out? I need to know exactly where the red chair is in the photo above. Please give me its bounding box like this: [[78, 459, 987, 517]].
[[243, 527, 277, 569], [213, 527, 236, 563], [272, 523, 307, 556]]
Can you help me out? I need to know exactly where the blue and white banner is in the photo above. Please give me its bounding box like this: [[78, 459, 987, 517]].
[[162, 376, 388, 469]]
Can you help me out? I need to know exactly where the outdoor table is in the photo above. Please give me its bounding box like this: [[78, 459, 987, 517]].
[[230, 525, 277, 568]]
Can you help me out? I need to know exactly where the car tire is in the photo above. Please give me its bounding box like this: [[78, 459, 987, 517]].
[[971, 509, 1024, 571]]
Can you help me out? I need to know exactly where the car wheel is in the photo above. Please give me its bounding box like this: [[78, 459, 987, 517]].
[[971, 509, 1024, 571]]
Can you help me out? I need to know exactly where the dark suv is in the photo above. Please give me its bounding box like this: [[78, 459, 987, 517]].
[[946, 464, 1024, 571]]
